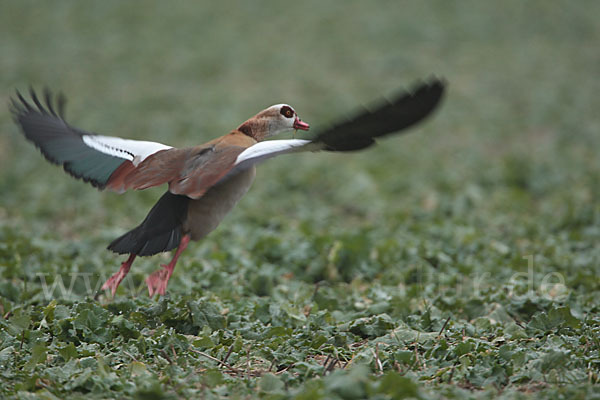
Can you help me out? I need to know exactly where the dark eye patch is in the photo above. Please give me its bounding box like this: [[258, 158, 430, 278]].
[[280, 106, 294, 118]]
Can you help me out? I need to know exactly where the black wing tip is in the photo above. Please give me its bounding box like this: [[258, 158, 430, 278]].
[[11, 87, 108, 188], [401, 76, 447, 102], [313, 75, 448, 151], [425, 75, 447, 94], [10, 87, 67, 121], [10, 90, 31, 121], [392, 76, 446, 104], [416, 75, 447, 90], [427, 75, 448, 87], [384, 75, 447, 120]]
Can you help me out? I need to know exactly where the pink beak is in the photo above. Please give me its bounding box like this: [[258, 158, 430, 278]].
[[293, 118, 310, 131]]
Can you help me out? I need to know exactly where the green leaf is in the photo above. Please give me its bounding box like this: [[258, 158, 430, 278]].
[[188, 300, 226, 331], [259, 373, 285, 394], [202, 369, 224, 388], [528, 306, 581, 332], [266, 326, 292, 338], [7, 313, 30, 336], [454, 341, 473, 357], [322, 366, 369, 400], [192, 335, 215, 349], [58, 342, 78, 361], [0, 346, 15, 366], [112, 314, 140, 339], [130, 361, 149, 377], [24, 343, 47, 370], [374, 372, 421, 399], [347, 314, 395, 339], [540, 350, 570, 373]]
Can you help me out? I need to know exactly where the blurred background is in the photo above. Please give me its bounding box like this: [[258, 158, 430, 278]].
[[2, 3, 600, 395], [0, 1, 598, 291]]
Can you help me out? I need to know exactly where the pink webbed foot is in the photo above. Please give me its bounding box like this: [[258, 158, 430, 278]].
[[101, 254, 136, 296], [146, 234, 190, 297], [146, 264, 174, 297]]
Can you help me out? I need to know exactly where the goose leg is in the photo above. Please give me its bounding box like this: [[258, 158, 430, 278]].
[[146, 234, 191, 296], [100, 253, 137, 296]]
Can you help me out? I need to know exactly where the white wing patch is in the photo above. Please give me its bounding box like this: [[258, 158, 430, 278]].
[[234, 139, 312, 166], [222, 139, 320, 182], [82, 135, 172, 166]]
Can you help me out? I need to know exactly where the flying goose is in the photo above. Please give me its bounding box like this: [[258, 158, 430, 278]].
[[11, 78, 446, 296]]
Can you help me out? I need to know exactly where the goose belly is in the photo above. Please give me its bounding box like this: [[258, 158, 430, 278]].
[[183, 167, 256, 240]]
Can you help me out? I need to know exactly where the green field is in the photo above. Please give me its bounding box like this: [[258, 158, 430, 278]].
[[1, 1, 599, 398]]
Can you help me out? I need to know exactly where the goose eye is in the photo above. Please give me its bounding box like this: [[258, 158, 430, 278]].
[[280, 106, 294, 118]]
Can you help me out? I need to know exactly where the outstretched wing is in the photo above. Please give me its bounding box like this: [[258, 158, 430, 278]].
[[224, 77, 446, 179], [12, 78, 445, 200], [11, 89, 173, 190], [120, 141, 250, 199], [312, 78, 446, 151]]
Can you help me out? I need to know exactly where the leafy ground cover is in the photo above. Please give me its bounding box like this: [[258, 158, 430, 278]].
[[1, 1, 599, 398]]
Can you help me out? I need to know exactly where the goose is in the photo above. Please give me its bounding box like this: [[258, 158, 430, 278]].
[[11, 78, 446, 296]]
